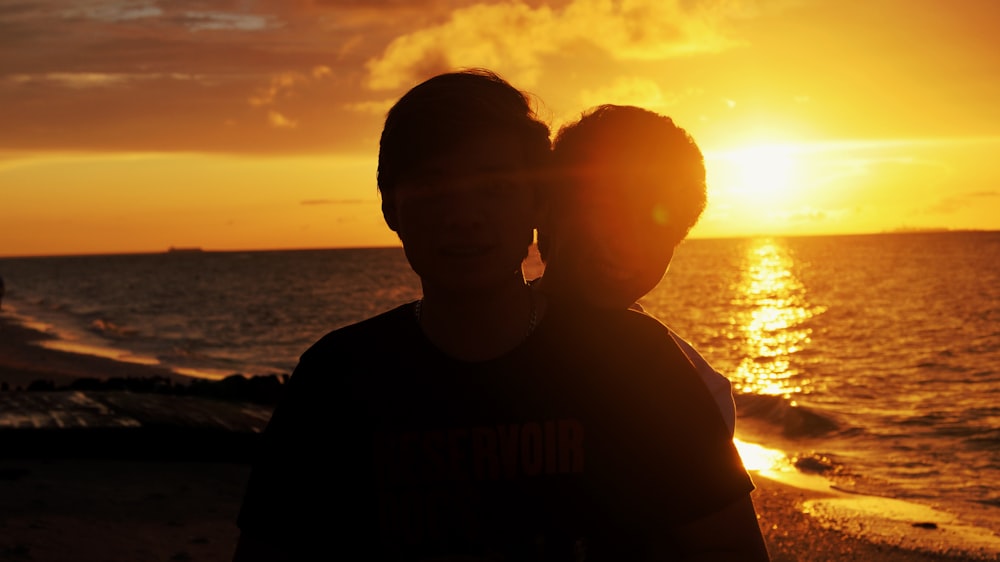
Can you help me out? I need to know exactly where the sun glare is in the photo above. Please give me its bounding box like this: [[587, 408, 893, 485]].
[[712, 144, 800, 203], [731, 145, 797, 198], [733, 438, 789, 473]]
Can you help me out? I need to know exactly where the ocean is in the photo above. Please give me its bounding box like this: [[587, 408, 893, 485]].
[[1, 231, 998, 541]]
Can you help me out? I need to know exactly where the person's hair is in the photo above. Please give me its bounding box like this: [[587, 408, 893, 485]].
[[377, 68, 551, 197], [539, 104, 707, 260]]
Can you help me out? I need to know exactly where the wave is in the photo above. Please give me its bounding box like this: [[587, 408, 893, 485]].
[[735, 393, 840, 438], [964, 429, 1000, 452]]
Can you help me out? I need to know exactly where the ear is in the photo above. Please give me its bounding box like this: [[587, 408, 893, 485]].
[[381, 196, 400, 233]]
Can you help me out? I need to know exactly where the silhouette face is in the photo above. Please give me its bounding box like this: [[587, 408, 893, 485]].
[[552, 169, 674, 309], [384, 132, 535, 295]]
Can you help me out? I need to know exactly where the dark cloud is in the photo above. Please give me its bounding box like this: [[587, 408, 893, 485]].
[[0, 0, 438, 153], [0, 0, 760, 153], [0, 65, 380, 154]]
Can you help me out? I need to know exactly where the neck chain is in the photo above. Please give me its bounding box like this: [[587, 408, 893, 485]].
[[413, 288, 538, 339]]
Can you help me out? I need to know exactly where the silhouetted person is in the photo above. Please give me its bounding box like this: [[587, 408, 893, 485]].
[[233, 70, 769, 561], [535, 104, 736, 434]]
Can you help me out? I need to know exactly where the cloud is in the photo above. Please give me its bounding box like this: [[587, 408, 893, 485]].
[[0, 0, 776, 154], [248, 71, 312, 107], [365, 2, 553, 91], [781, 206, 837, 223], [560, 0, 748, 58], [248, 66, 335, 128], [301, 199, 366, 205], [575, 76, 687, 115], [365, 0, 750, 91], [268, 111, 298, 128], [312, 0, 435, 6], [6, 71, 216, 89], [926, 190, 1000, 215], [60, 1, 163, 22], [180, 11, 276, 32], [9, 72, 131, 88], [343, 98, 397, 116], [968, 190, 1000, 197]]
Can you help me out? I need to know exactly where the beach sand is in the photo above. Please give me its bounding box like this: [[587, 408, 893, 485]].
[[1, 316, 997, 562]]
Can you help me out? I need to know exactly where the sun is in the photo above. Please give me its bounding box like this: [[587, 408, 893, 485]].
[[712, 144, 800, 203]]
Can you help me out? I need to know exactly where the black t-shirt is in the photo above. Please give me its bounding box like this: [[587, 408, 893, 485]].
[[236, 300, 752, 560]]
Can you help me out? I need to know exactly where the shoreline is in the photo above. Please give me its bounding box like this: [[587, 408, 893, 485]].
[[0, 314, 196, 390], [1, 314, 997, 561]]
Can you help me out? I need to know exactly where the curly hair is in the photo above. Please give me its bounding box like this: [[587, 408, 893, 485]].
[[540, 104, 707, 260]]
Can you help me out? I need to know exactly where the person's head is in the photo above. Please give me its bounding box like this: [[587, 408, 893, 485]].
[[540, 104, 706, 308], [378, 69, 552, 296]]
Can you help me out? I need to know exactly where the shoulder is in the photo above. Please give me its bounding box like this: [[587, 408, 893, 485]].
[[548, 296, 666, 330], [302, 302, 417, 359], [278, 302, 418, 397], [595, 306, 682, 350], [540, 299, 687, 367]]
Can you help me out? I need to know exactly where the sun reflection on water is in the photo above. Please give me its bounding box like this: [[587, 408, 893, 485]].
[[733, 438, 789, 472], [729, 239, 822, 399]]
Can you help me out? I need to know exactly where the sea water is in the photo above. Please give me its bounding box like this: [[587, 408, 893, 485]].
[[1, 231, 998, 538]]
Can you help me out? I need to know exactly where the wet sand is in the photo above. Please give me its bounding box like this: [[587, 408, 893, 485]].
[[1, 315, 997, 562]]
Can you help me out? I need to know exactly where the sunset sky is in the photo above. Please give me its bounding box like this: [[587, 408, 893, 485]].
[[1, 0, 998, 257]]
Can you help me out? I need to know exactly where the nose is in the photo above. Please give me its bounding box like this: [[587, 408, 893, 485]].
[[437, 183, 489, 229]]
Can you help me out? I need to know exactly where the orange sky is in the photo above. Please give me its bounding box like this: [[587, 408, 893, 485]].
[[1, 0, 998, 257]]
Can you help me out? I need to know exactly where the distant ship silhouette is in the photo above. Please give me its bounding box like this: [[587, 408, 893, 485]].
[[166, 246, 204, 253]]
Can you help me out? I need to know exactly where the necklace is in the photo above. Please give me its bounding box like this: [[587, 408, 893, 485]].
[[413, 288, 538, 339]]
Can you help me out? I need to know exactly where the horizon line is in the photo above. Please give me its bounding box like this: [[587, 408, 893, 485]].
[[1, 228, 995, 260]]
